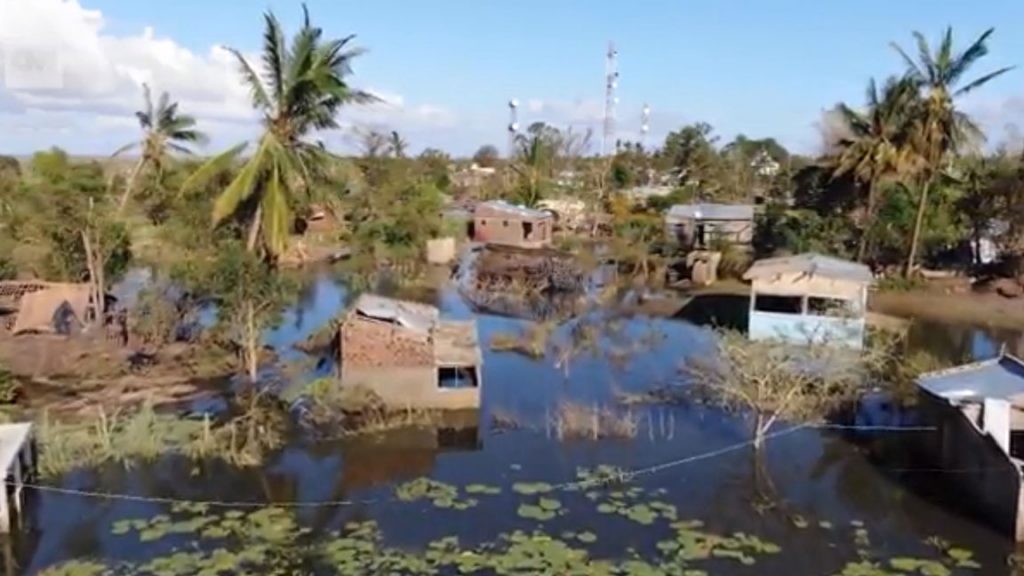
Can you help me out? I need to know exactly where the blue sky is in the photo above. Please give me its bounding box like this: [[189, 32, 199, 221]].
[[2, 0, 1023, 155]]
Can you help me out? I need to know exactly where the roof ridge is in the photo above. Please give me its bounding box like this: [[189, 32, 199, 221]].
[[918, 355, 1004, 380]]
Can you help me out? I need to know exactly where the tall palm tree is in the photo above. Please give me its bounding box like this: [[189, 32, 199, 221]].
[[387, 130, 408, 158], [183, 5, 374, 256], [114, 84, 206, 213], [892, 27, 1013, 275], [833, 75, 918, 262], [510, 129, 555, 208]]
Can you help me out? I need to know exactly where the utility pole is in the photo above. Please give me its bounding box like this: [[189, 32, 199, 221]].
[[601, 41, 618, 157]]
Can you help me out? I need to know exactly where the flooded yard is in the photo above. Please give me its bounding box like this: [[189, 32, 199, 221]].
[[15, 274, 1024, 575]]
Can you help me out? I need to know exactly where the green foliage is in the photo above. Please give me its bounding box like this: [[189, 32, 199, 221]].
[[185, 6, 373, 257], [473, 144, 500, 168]]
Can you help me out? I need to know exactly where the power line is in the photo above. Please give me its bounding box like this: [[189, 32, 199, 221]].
[[11, 424, 935, 508]]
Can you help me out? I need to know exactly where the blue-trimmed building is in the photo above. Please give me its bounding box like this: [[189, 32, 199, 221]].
[[743, 253, 871, 349]]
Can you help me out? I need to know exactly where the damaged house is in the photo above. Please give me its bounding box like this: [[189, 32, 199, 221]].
[[338, 294, 482, 410], [917, 354, 1024, 541], [0, 281, 96, 335], [472, 201, 553, 249]]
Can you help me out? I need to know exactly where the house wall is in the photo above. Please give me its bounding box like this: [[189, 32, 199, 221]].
[[918, 390, 1024, 540], [748, 311, 866, 349], [340, 366, 481, 410], [473, 214, 552, 249], [340, 318, 433, 367], [668, 219, 753, 248], [747, 280, 868, 348]]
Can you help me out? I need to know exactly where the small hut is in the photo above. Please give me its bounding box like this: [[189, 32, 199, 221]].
[[472, 201, 553, 249], [338, 294, 482, 410], [665, 203, 755, 250], [0, 281, 95, 335], [743, 253, 871, 348]]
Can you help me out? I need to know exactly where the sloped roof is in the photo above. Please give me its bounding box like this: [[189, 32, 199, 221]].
[[666, 203, 755, 222], [351, 293, 439, 334], [433, 320, 482, 366], [12, 284, 92, 335], [743, 253, 873, 284], [918, 354, 1024, 402], [476, 200, 552, 220]]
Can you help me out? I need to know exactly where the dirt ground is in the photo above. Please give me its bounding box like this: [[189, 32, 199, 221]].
[[868, 288, 1024, 331], [0, 332, 237, 416]]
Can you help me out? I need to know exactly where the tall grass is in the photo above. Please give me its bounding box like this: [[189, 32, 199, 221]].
[[37, 397, 286, 477], [547, 400, 638, 441]]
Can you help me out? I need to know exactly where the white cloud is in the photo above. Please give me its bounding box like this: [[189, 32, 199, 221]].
[[0, 0, 456, 154]]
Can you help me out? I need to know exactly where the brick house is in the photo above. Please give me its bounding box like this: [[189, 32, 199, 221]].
[[338, 294, 482, 410], [472, 201, 553, 249]]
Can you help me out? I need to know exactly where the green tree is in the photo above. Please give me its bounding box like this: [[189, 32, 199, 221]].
[[893, 27, 1013, 275], [472, 144, 500, 168], [832, 75, 918, 262], [510, 123, 560, 207], [660, 122, 722, 195], [113, 84, 207, 213], [387, 130, 408, 158], [176, 244, 294, 381], [184, 5, 374, 258]]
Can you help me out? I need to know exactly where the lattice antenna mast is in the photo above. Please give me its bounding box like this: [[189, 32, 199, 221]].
[[640, 103, 650, 149], [507, 98, 519, 159], [601, 41, 619, 156]]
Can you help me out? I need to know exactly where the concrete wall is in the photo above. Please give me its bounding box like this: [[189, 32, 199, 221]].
[[341, 366, 481, 410], [473, 216, 551, 249], [918, 391, 1024, 540], [669, 219, 753, 248], [748, 311, 866, 349]]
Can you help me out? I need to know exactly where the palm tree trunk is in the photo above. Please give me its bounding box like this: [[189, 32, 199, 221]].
[[905, 179, 931, 278], [856, 180, 876, 263], [117, 158, 146, 215], [247, 204, 263, 252]]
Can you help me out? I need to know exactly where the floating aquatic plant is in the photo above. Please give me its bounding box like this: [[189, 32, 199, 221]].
[[395, 477, 479, 510]]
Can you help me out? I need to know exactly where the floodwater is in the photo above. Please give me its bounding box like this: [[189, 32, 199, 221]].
[[15, 272, 1024, 575]]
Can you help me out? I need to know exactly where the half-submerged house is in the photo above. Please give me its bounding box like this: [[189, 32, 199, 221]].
[[917, 354, 1024, 540], [743, 253, 871, 349], [338, 294, 482, 410], [665, 203, 755, 251], [472, 201, 553, 249]]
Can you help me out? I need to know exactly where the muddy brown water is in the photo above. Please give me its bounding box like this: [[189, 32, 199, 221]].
[[13, 274, 1024, 574]]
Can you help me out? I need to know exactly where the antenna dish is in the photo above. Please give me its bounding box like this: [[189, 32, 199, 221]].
[[509, 99, 519, 108]]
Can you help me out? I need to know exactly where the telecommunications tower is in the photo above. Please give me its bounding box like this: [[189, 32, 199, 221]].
[[601, 41, 618, 156], [640, 103, 650, 148], [507, 98, 519, 158]]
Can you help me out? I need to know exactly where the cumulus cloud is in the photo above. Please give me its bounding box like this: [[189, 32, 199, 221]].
[[0, 0, 456, 154]]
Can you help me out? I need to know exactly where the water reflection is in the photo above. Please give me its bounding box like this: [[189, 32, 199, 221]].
[[17, 272, 1024, 574]]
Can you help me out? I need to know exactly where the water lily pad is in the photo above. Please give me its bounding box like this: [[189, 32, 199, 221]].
[[538, 497, 562, 511], [512, 482, 553, 496], [577, 531, 597, 544], [516, 504, 555, 521]]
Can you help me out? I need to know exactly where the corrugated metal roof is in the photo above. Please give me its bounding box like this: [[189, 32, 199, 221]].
[[352, 293, 439, 334], [918, 355, 1024, 401], [666, 203, 755, 222], [743, 253, 873, 284], [477, 200, 552, 219]]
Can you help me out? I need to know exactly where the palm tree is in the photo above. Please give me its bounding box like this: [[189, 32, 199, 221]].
[[114, 84, 206, 213], [833, 75, 918, 262], [183, 5, 374, 256], [892, 27, 1013, 275], [387, 130, 408, 158], [510, 130, 553, 208]]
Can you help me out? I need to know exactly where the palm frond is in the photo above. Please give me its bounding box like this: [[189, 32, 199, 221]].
[[181, 142, 247, 195], [913, 31, 936, 84], [140, 83, 154, 129], [261, 11, 287, 108], [260, 163, 292, 256], [166, 143, 197, 156], [953, 66, 1014, 97], [111, 141, 140, 158], [212, 140, 269, 224], [948, 28, 995, 85], [891, 41, 925, 82], [227, 48, 273, 113]]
